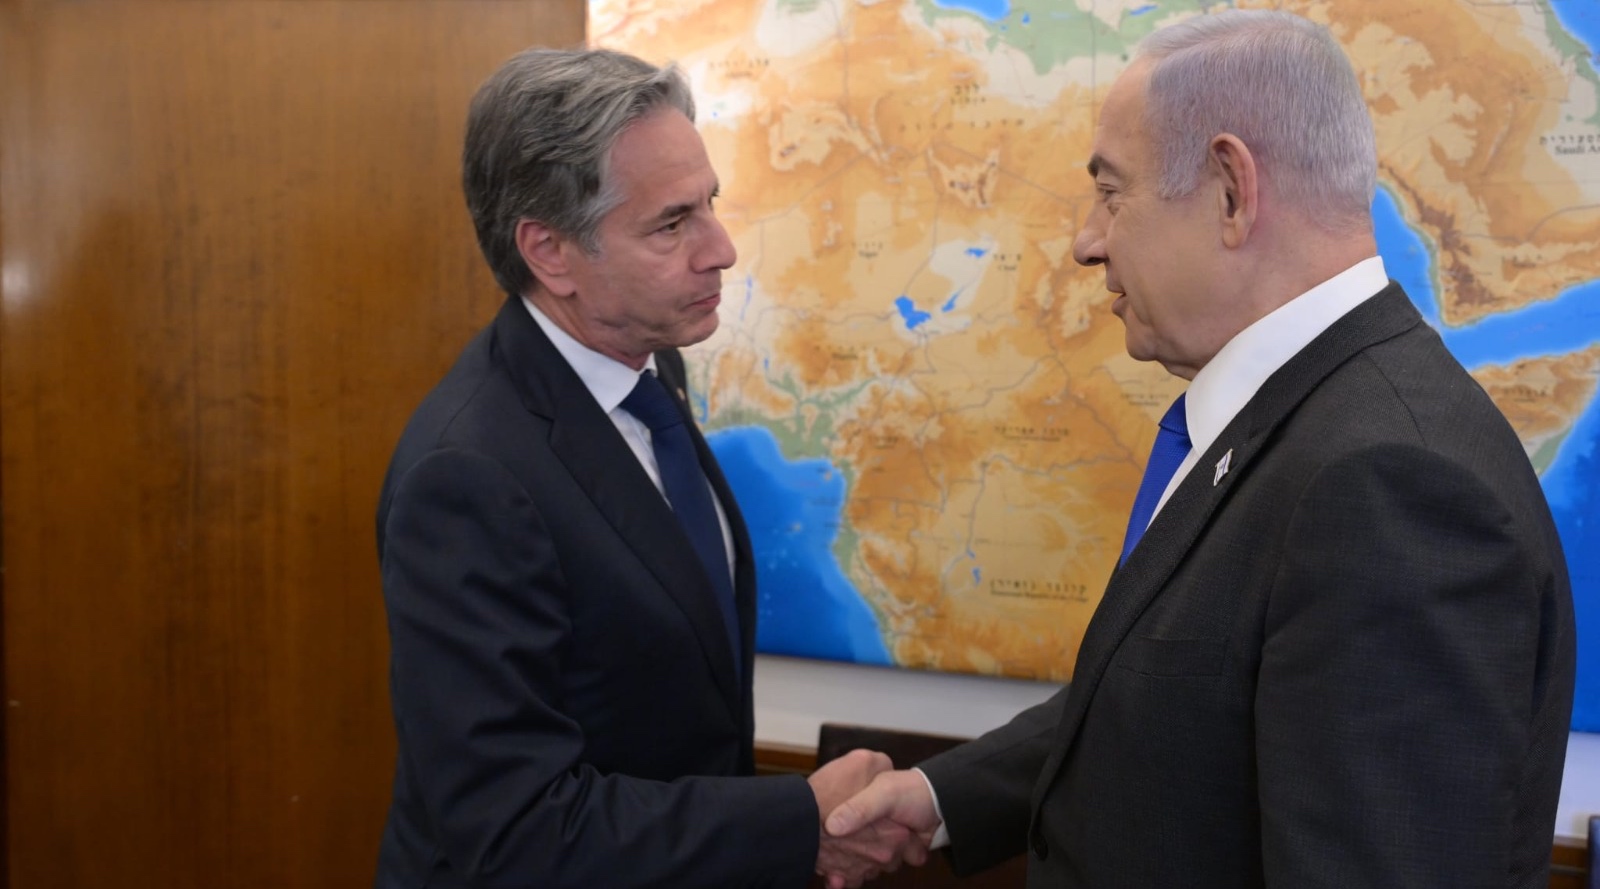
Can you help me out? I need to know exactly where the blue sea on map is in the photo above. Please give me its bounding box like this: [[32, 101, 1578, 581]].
[[930, 0, 1008, 21], [708, 426, 892, 665], [1550, 0, 1597, 65]]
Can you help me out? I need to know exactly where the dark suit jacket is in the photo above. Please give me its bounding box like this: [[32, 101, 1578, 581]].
[[374, 296, 818, 889], [921, 285, 1576, 888]]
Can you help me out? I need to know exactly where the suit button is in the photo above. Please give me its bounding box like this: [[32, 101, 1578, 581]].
[[1031, 832, 1048, 860]]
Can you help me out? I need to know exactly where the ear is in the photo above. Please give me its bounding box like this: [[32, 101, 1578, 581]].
[[515, 219, 578, 297], [1208, 134, 1257, 249]]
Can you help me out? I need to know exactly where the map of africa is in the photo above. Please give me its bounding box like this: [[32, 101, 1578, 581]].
[[589, 0, 1600, 729]]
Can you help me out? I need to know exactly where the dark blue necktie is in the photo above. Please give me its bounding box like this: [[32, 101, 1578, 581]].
[[1119, 393, 1192, 566], [621, 371, 741, 672]]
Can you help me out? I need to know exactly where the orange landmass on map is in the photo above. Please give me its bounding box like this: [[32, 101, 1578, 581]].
[[1474, 344, 1600, 471], [1300, 0, 1600, 324]]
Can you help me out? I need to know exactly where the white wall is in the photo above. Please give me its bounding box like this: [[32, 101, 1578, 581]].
[[1558, 731, 1600, 841], [754, 655, 1600, 841], [752, 654, 1060, 746]]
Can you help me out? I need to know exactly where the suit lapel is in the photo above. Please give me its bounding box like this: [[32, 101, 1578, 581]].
[[1030, 285, 1426, 807], [490, 298, 742, 710]]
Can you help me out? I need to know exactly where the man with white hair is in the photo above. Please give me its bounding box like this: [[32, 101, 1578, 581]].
[[823, 10, 1575, 888]]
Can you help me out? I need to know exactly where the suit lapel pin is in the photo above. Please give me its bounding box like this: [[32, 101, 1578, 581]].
[[1214, 449, 1232, 486]]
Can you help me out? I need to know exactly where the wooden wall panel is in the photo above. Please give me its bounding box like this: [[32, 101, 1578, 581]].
[[0, 2, 584, 886]]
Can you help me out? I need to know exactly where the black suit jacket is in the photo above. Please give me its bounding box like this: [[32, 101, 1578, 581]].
[[374, 296, 818, 889], [922, 285, 1576, 888]]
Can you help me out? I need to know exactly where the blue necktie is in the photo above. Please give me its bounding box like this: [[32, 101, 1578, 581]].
[[622, 371, 741, 672], [1119, 393, 1192, 566]]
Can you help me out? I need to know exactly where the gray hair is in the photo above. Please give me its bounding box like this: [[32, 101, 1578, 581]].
[[1137, 10, 1376, 229], [462, 47, 697, 296]]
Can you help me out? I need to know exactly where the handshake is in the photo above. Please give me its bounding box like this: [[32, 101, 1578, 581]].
[[805, 749, 943, 889]]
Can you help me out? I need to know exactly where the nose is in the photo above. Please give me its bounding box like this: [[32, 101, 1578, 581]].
[[1073, 207, 1106, 267], [696, 212, 738, 272]]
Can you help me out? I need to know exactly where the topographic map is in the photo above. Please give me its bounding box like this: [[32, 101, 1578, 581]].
[[589, 0, 1600, 728]]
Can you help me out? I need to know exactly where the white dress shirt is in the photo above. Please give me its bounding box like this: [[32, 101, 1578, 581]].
[[916, 255, 1390, 847], [522, 297, 736, 583]]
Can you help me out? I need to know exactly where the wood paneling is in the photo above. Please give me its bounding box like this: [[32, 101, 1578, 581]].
[[0, 2, 583, 886], [1550, 836, 1591, 889]]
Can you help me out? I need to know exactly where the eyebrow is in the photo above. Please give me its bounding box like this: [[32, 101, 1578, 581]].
[[647, 202, 695, 227], [645, 184, 720, 228], [1086, 154, 1122, 180]]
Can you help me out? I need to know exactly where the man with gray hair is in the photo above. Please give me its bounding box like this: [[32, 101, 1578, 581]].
[[823, 10, 1575, 888], [375, 47, 917, 888]]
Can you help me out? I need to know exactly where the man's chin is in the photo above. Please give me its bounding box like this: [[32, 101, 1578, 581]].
[[676, 313, 721, 348], [1122, 330, 1157, 364]]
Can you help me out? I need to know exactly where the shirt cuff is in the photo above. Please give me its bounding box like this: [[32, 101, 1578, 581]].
[[912, 767, 951, 850]]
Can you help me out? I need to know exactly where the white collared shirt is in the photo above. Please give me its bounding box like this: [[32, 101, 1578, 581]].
[[521, 297, 735, 582], [1148, 255, 1390, 525]]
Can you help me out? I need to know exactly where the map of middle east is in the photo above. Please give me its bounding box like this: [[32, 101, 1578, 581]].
[[589, 0, 1600, 726]]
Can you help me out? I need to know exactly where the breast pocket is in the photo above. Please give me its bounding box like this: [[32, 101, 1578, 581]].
[[1114, 635, 1227, 677]]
